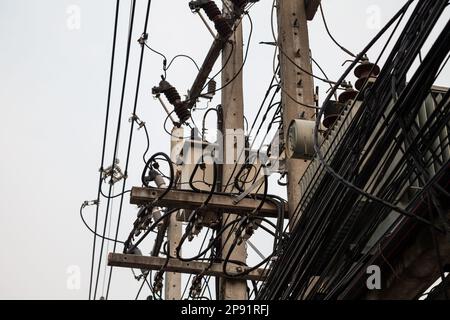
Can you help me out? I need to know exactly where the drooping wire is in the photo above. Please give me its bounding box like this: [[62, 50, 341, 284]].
[[318, 3, 356, 58], [144, 43, 167, 79], [80, 203, 126, 244], [166, 54, 200, 72]]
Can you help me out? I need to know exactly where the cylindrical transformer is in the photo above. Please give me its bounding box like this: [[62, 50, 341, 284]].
[[287, 119, 320, 160]]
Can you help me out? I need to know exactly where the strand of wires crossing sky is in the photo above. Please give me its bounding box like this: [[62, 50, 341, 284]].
[[104, 0, 154, 299], [86, 0, 153, 300], [87, 0, 120, 301]]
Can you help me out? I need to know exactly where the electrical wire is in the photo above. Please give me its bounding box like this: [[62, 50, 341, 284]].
[[258, 0, 450, 300], [93, 0, 139, 300], [104, 0, 151, 299], [318, 3, 356, 58], [88, 0, 120, 301], [270, 0, 337, 87], [166, 54, 200, 72], [80, 203, 125, 244], [144, 43, 168, 79], [311, 0, 444, 230]]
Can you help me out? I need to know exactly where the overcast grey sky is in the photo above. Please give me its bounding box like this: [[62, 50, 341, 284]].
[[0, 0, 448, 300]]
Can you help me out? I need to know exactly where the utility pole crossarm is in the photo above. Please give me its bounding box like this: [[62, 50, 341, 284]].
[[108, 253, 268, 282], [130, 187, 282, 218]]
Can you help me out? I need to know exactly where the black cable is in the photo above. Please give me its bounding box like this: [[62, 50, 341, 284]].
[[426, 193, 449, 300], [261, 0, 405, 299], [207, 12, 252, 96], [144, 43, 167, 79], [222, 216, 276, 278], [135, 271, 155, 300], [162, 110, 192, 139], [94, 0, 138, 300], [319, 3, 356, 58], [100, 187, 131, 199], [188, 160, 218, 206], [80, 203, 125, 244], [95, 0, 138, 300], [88, 0, 120, 301], [311, 0, 436, 228], [196, 40, 234, 102], [270, 0, 336, 87], [176, 217, 242, 263], [311, 56, 337, 99], [125, 208, 179, 254], [141, 121, 150, 164], [222, 90, 281, 194], [189, 11, 252, 104], [106, 0, 154, 298], [259, 0, 450, 299], [181, 228, 213, 299], [223, 98, 281, 195], [166, 54, 200, 72], [248, 72, 279, 136], [435, 52, 450, 81], [141, 152, 174, 201]]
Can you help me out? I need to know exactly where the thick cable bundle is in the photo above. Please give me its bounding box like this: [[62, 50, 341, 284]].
[[258, 0, 450, 300]]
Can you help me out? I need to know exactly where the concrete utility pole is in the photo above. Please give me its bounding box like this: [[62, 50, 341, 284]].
[[164, 126, 184, 300], [277, 0, 316, 226], [219, 0, 247, 300]]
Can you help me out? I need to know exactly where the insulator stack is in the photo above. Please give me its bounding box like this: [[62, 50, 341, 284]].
[[174, 101, 191, 124], [156, 80, 191, 123], [214, 18, 233, 38], [207, 79, 217, 95], [338, 82, 359, 104], [202, 1, 221, 20], [354, 57, 380, 91], [322, 100, 345, 129], [164, 86, 181, 105], [201, 1, 232, 38]]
